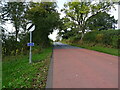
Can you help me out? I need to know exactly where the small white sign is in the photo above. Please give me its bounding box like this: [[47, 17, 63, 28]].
[[26, 23, 35, 32]]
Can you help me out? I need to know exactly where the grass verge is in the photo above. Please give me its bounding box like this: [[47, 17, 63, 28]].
[[2, 46, 52, 88], [73, 44, 118, 56], [61, 41, 119, 56]]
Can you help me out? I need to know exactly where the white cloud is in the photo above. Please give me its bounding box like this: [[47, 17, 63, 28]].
[[108, 4, 118, 29], [3, 22, 15, 33], [48, 30, 59, 41], [109, 4, 118, 20]]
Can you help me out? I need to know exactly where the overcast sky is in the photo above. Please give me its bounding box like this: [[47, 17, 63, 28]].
[[2, 1, 119, 41]]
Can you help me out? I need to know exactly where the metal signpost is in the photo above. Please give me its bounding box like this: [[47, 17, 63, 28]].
[[118, 2, 120, 29], [27, 23, 35, 64]]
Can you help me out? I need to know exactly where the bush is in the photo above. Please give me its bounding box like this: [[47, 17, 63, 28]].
[[83, 31, 99, 43], [2, 33, 29, 57], [83, 30, 119, 48], [96, 34, 104, 43]]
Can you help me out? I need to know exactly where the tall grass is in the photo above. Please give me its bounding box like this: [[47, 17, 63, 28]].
[[2, 47, 52, 88]]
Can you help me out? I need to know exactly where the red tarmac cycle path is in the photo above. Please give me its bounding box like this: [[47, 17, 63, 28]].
[[52, 48, 118, 88]]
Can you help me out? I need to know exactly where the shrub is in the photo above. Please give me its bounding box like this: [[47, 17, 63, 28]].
[[83, 31, 98, 43], [83, 30, 118, 48], [95, 34, 104, 43]]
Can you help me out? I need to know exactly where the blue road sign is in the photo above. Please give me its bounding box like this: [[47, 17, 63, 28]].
[[27, 43, 34, 46]]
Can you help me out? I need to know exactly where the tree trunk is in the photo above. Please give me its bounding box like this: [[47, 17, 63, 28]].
[[15, 26, 19, 55], [15, 32, 18, 41], [15, 26, 19, 41], [80, 32, 84, 41]]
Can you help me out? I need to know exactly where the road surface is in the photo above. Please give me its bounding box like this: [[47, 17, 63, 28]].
[[47, 42, 118, 88]]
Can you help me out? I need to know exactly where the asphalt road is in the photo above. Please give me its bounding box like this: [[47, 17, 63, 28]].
[[53, 42, 80, 49], [47, 42, 118, 88]]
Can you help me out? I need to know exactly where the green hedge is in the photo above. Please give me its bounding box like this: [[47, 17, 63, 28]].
[[83, 30, 119, 48]]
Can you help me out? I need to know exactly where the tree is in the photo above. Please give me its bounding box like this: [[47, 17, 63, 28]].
[[1, 2, 31, 56], [86, 12, 117, 31], [60, 2, 114, 40], [26, 2, 60, 47], [2, 2, 28, 41]]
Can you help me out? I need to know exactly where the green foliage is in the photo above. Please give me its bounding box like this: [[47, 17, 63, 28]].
[[83, 31, 98, 43], [2, 2, 29, 56], [96, 34, 104, 43], [61, 39, 118, 56], [26, 2, 60, 47], [71, 43, 118, 56], [83, 30, 119, 48], [2, 33, 29, 57], [62, 29, 118, 49], [59, 2, 114, 40], [86, 12, 117, 30], [2, 2, 28, 40], [2, 2, 59, 57], [2, 47, 52, 88]]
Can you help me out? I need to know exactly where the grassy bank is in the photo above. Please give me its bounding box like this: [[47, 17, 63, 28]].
[[73, 44, 118, 56], [61, 41, 119, 56], [2, 46, 52, 88]]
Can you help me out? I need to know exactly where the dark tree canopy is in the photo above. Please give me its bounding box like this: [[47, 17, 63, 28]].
[[2, 2, 28, 41], [26, 2, 60, 47], [86, 12, 117, 31]]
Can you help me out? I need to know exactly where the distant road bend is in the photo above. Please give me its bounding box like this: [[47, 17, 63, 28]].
[[47, 42, 118, 88]]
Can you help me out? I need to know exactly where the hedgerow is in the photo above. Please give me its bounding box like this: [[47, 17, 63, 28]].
[[83, 30, 119, 48]]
